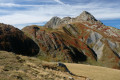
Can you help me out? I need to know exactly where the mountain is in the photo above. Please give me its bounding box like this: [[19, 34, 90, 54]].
[[0, 23, 39, 56], [22, 11, 120, 69], [44, 11, 103, 28]]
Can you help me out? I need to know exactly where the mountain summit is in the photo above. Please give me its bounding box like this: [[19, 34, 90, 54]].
[[76, 11, 97, 22], [45, 11, 103, 28], [44, 16, 61, 28]]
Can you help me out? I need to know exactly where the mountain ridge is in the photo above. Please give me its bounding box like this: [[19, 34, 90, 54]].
[[45, 11, 103, 28]]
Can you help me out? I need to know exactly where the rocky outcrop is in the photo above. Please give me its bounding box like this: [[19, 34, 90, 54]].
[[75, 11, 103, 25], [86, 32, 104, 59], [107, 40, 120, 58], [87, 32, 103, 44], [44, 16, 61, 28], [77, 11, 97, 20], [0, 23, 39, 56], [93, 43, 104, 59]]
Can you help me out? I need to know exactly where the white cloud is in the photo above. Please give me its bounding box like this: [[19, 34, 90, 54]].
[[0, 3, 48, 7], [0, 3, 20, 7], [54, 0, 64, 5], [0, 1, 120, 29], [0, 0, 13, 3], [0, 13, 51, 24]]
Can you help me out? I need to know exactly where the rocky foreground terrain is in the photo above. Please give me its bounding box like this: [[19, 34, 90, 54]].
[[0, 51, 88, 80], [23, 11, 120, 69]]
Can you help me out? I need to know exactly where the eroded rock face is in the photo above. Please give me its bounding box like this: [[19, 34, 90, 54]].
[[0, 23, 39, 56], [93, 43, 104, 59], [86, 32, 104, 59], [107, 40, 120, 58], [108, 40, 118, 49], [87, 32, 103, 44]]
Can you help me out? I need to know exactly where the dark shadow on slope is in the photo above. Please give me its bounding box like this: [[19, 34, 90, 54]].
[[87, 46, 97, 61], [0, 23, 39, 56], [68, 46, 87, 62], [62, 27, 72, 36], [112, 50, 120, 59]]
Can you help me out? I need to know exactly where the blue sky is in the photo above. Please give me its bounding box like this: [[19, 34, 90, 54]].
[[0, 0, 120, 29]]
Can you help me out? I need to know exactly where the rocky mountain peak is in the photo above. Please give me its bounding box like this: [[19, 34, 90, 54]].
[[76, 11, 97, 22], [51, 16, 61, 21], [81, 11, 93, 16], [44, 16, 61, 28], [45, 11, 103, 28]]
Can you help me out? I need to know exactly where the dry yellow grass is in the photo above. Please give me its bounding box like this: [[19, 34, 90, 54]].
[[0, 51, 87, 80], [65, 63, 120, 80]]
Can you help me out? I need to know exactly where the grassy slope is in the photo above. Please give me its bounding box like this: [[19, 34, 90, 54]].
[[65, 63, 120, 80], [0, 51, 87, 80]]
